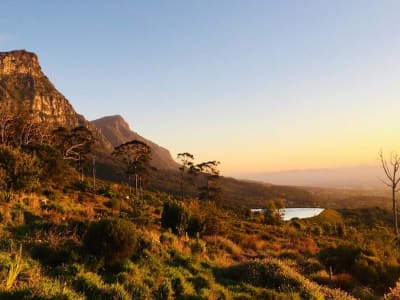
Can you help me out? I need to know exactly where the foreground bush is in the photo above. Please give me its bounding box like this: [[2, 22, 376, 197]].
[[0, 145, 40, 191], [84, 218, 138, 266], [161, 200, 189, 235]]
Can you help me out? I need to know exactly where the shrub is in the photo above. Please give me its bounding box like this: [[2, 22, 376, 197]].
[[97, 184, 119, 199], [187, 215, 205, 237], [22, 143, 68, 185], [84, 218, 138, 266], [190, 237, 207, 254], [312, 226, 323, 236], [160, 230, 177, 246], [319, 245, 361, 274], [203, 215, 225, 235], [0, 190, 13, 203], [0, 145, 40, 192], [263, 200, 284, 226], [161, 200, 189, 235], [204, 236, 242, 257], [216, 259, 325, 299], [155, 281, 172, 300]]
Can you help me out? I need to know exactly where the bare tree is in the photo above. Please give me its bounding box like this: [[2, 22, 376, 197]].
[[0, 104, 50, 147], [379, 150, 400, 234]]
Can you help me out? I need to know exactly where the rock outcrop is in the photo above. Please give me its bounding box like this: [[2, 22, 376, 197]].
[[0, 50, 86, 128]]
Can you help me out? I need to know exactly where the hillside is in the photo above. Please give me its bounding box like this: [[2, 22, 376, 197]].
[[92, 115, 178, 170]]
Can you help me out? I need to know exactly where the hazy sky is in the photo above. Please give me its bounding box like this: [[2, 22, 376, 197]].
[[1, 1, 400, 174]]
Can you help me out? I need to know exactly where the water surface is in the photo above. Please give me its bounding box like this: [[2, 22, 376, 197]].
[[251, 207, 324, 221]]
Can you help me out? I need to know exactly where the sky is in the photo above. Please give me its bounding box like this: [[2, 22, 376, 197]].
[[1, 1, 400, 175]]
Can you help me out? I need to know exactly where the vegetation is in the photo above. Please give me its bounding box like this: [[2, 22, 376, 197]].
[[379, 150, 400, 234], [84, 218, 139, 267], [112, 140, 152, 199], [177, 152, 195, 200], [0, 106, 399, 299]]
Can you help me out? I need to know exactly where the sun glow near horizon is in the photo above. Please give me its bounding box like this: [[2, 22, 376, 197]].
[[2, 1, 400, 176]]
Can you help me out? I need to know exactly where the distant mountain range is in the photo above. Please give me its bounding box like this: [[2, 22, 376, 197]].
[[233, 165, 385, 190]]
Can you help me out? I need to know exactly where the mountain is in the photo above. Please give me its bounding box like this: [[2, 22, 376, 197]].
[[92, 115, 178, 170], [0, 49, 336, 208], [0, 49, 178, 170], [0, 50, 87, 128], [233, 165, 383, 190]]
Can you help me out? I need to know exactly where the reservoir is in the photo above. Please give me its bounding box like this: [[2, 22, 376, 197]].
[[251, 208, 324, 221]]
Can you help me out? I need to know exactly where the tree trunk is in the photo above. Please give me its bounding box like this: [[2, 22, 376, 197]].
[[135, 173, 138, 197], [128, 174, 132, 199], [139, 176, 143, 202], [180, 171, 184, 200], [207, 178, 210, 201], [92, 156, 96, 193], [394, 187, 398, 235]]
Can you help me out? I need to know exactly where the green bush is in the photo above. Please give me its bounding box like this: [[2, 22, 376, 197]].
[[160, 230, 177, 246], [84, 218, 138, 266], [155, 281, 172, 300], [190, 237, 206, 254], [0, 144, 40, 191], [219, 261, 300, 291], [0, 190, 13, 203], [187, 215, 205, 237], [319, 245, 361, 274], [161, 200, 189, 235], [22, 143, 68, 184]]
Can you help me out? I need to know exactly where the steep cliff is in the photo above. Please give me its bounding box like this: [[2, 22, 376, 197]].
[[0, 50, 86, 128]]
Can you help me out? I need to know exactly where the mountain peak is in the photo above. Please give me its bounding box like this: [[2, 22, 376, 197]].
[[92, 115, 178, 170], [96, 115, 128, 125], [0, 50, 43, 77], [0, 49, 86, 128]]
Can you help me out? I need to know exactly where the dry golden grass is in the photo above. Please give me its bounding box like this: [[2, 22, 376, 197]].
[[204, 235, 242, 257]]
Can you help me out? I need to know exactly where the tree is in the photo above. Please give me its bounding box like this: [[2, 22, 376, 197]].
[[0, 104, 50, 147], [112, 140, 151, 199], [379, 150, 400, 234], [52, 126, 95, 181], [22, 143, 69, 184], [177, 152, 195, 200], [263, 199, 285, 225], [196, 161, 221, 201]]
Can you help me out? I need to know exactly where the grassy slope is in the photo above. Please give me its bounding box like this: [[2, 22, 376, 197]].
[[1, 182, 398, 299]]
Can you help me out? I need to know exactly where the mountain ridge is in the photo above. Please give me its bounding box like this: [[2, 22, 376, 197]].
[[92, 115, 178, 170], [0, 49, 178, 169]]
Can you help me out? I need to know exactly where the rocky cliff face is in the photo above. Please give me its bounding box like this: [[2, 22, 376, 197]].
[[0, 50, 86, 128], [0, 50, 44, 77], [92, 115, 179, 170]]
